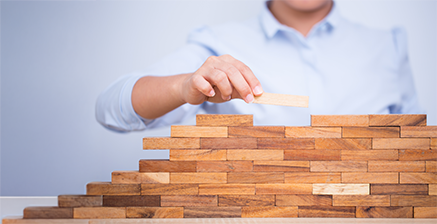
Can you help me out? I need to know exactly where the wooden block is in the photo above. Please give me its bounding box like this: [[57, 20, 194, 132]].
[[73, 207, 125, 219], [228, 126, 284, 138], [184, 207, 241, 218], [432, 138, 437, 149], [169, 149, 226, 161], [284, 149, 340, 161], [401, 126, 437, 137], [400, 172, 437, 184], [227, 149, 283, 161], [313, 184, 369, 195], [315, 138, 371, 150], [196, 114, 252, 126], [341, 150, 398, 161], [58, 195, 102, 208], [112, 171, 169, 184], [161, 195, 217, 207], [170, 172, 227, 184], [102, 195, 160, 207], [414, 207, 437, 218], [23, 207, 72, 219], [241, 206, 298, 218], [139, 160, 196, 172], [342, 127, 399, 138], [427, 161, 437, 172], [228, 172, 283, 184], [253, 92, 308, 107], [256, 184, 312, 194], [369, 114, 427, 126], [311, 115, 368, 127], [368, 161, 425, 172], [370, 184, 428, 195], [171, 126, 227, 137], [141, 184, 198, 195], [391, 195, 437, 207], [285, 172, 341, 183], [197, 161, 253, 172], [257, 138, 314, 149], [218, 195, 275, 206], [253, 161, 309, 172], [285, 127, 341, 138], [143, 137, 199, 149], [373, 138, 429, 149], [399, 149, 437, 161], [332, 195, 390, 206], [86, 182, 140, 195], [310, 161, 367, 172], [298, 206, 355, 218], [430, 184, 437, 195], [341, 172, 398, 184], [356, 207, 413, 218], [276, 195, 331, 206], [126, 207, 183, 218], [200, 137, 257, 149], [199, 184, 255, 195]]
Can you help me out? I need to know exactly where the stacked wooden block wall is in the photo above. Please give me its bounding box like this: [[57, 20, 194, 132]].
[[20, 114, 437, 220]]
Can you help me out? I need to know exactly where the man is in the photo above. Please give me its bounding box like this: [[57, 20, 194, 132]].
[[96, 0, 421, 132]]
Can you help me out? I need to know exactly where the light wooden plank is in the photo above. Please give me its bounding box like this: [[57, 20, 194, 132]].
[[310, 161, 367, 172], [276, 195, 331, 206], [257, 138, 314, 149], [199, 184, 255, 195], [401, 126, 437, 137], [141, 184, 198, 195], [58, 195, 102, 208], [227, 149, 283, 161], [86, 182, 140, 195], [341, 150, 398, 161], [285, 172, 341, 183], [73, 207, 125, 219], [414, 207, 437, 218], [399, 149, 437, 161], [400, 172, 437, 184], [143, 137, 199, 149], [228, 172, 283, 184], [311, 115, 368, 127], [341, 172, 398, 184], [369, 114, 426, 126], [285, 127, 341, 138], [373, 138, 430, 149], [169, 149, 226, 161], [196, 114, 252, 126], [284, 149, 340, 161], [368, 161, 425, 172], [253, 92, 308, 107], [228, 126, 284, 138], [184, 207, 241, 218], [253, 161, 309, 172], [256, 184, 312, 194], [126, 207, 183, 218], [170, 172, 227, 184], [332, 195, 390, 206], [312, 184, 369, 195], [197, 161, 253, 172], [201, 137, 257, 149], [315, 138, 371, 150], [171, 126, 228, 137], [139, 160, 196, 172], [430, 184, 437, 195], [111, 171, 169, 184], [342, 127, 399, 138], [242, 206, 297, 218], [218, 195, 275, 206]]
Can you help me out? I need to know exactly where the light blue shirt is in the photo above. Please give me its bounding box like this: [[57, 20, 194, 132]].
[[96, 3, 422, 132]]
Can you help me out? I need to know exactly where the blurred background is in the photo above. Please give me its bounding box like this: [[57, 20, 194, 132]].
[[1, 0, 436, 196]]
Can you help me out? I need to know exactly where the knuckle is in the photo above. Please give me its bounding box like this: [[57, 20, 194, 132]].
[[205, 56, 217, 64]]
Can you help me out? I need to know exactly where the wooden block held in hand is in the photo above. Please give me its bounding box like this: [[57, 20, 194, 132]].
[[258, 138, 314, 149], [276, 195, 331, 206], [197, 161, 253, 172], [73, 207, 126, 219], [141, 184, 198, 195], [341, 150, 398, 161], [227, 149, 283, 161], [311, 115, 368, 127], [284, 149, 340, 161], [199, 184, 254, 195], [356, 207, 413, 218], [126, 207, 183, 218], [170, 172, 227, 184], [414, 207, 437, 218], [368, 161, 425, 172], [228, 172, 284, 184], [201, 138, 257, 149], [342, 127, 399, 138], [229, 126, 284, 138], [23, 207, 73, 219], [332, 195, 390, 206], [196, 114, 253, 126], [298, 206, 355, 218], [143, 137, 200, 149], [313, 184, 369, 195], [253, 161, 309, 172], [391, 195, 437, 207], [242, 206, 297, 218], [400, 172, 437, 184], [401, 126, 437, 137], [310, 161, 367, 172], [399, 149, 437, 161], [139, 160, 196, 172], [171, 126, 228, 137], [256, 184, 312, 194], [369, 114, 426, 126], [285, 127, 341, 138], [112, 171, 169, 184], [161, 195, 217, 207], [86, 182, 140, 195], [315, 138, 371, 150], [285, 172, 341, 183], [253, 92, 308, 107], [184, 207, 241, 218], [370, 184, 428, 195], [373, 138, 429, 149], [341, 172, 398, 184], [170, 149, 226, 161], [58, 195, 102, 208], [103, 195, 160, 207], [218, 195, 275, 206]]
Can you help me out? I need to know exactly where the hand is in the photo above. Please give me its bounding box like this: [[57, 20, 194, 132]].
[[181, 54, 263, 105]]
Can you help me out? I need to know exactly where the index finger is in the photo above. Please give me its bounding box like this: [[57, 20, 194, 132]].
[[221, 55, 263, 96]]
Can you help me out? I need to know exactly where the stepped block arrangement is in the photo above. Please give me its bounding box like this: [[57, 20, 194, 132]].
[[3, 114, 437, 223]]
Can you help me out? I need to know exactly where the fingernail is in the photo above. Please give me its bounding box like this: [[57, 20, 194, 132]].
[[226, 95, 232, 101], [209, 89, 215, 97], [245, 94, 254, 103], [253, 86, 263, 95]]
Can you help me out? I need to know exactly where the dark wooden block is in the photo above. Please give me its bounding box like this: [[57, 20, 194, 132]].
[[401, 126, 437, 137], [369, 114, 426, 126], [218, 195, 275, 206], [103, 195, 160, 207], [242, 206, 298, 218], [276, 195, 332, 206], [298, 206, 355, 218], [258, 138, 314, 149], [86, 182, 140, 195], [184, 207, 241, 218], [228, 126, 284, 138], [161, 195, 217, 207], [139, 160, 196, 172], [332, 195, 390, 206], [23, 207, 73, 219], [126, 207, 183, 218], [227, 172, 283, 184], [284, 149, 340, 161], [200, 137, 257, 149], [356, 206, 413, 218], [58, 195, 102, 208], [371, 184, 428, 195], [391, 195, 437, 207], [141, 184, 198, 195]]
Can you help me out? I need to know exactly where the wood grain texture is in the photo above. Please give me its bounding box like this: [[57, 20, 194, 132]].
[[370, 184, 428, 195], [276, 195, 331, 206], [170, 172, 227, 184], [160, 195, 217, 207], [139, 160, 196, 172], [341, 172, 398, 184], [368, 161, 425, 172], [427, 161, 437, 172], [227, 172, 284, 184], [373, 138, 430, 149], [169, 149, 226, 161], [414, 207, 437, 218], [332, 195, 390, 206], [391, 195, 437, 207], [199, 184, 255, 195], [400, 172, 437, 184], [284, 172, 341, 183], [310, 161, 367, 172], [284, 149, 340, 161], [171, 126, 227, 137], [256, 184, 312, 194], [197, 161, 253, 172], [143, 137, 199, 149], [257, 138, 315, 149], [58, 195, 102, 208], [73, 207, 126, 219], [227, 149, 283, 161], [298, 206, 355, 218], [200, 138, 257, 149], [342, 127, 399, 138], [183, 207, 241, 218], [401, 126, 437, 137], [313, 184, 369, 195], [241, 206, 298, 218], [112, 171, 169, 184], [432, 138, 437, 149], [369, 114, 426, 126], [141, 184, 198, 195], [102, 195, 160, 207], [430, 184, 437, 195], [218, 195, 275, 206], [228, 126, 284, 138], [253, 161, 309, 172], [23, 207, 72, 219], [311, 115, 368, 127], [253, 92, 308, 107], [86, 182, 140, 195], [356, 207, 413, 218], [315, 138, 371, 150], [341, 150, 398, 161], [3, 217, 88, 223], [285, 127, 341, 138], [399, 149, 437, 161], [196, 114, 252, 126], [126, 207, 183, 218]]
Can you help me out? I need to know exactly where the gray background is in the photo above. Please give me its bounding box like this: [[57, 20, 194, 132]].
[[1, 0, 436, 196]]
